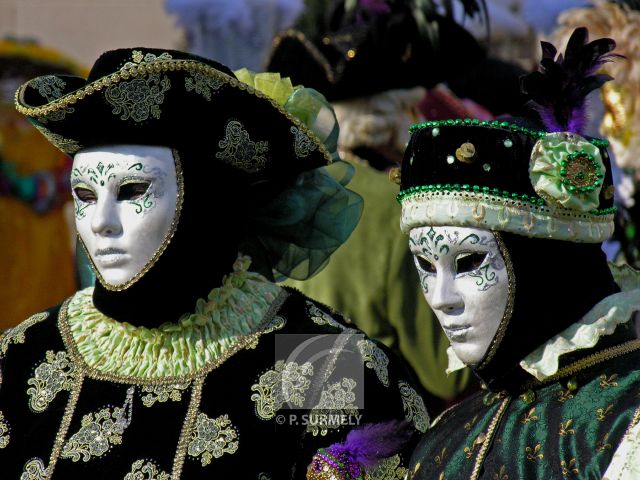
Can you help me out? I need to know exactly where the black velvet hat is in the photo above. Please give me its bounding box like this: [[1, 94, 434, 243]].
[[398, 28, 619, 243], [266, 0, 486, 101], [15, 48, 331, 184]]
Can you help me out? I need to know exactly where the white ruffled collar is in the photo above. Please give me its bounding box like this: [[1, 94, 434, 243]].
[[446, 263, 640, 380]]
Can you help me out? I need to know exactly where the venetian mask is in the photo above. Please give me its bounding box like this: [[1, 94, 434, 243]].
[[72, 145, 180, 289], [409, 226, 510, 365]]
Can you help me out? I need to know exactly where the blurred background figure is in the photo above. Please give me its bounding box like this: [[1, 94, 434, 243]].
[[165, 0, 304, 70], [551, 0, 640, 269], [0, 38, 86, 329]]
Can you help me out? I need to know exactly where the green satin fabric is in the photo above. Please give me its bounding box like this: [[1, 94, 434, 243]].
[[410, 347, 640, 479], [283, 160, 470, 401]]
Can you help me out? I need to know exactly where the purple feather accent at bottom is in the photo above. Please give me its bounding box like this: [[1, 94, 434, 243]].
[[326, 420, 414, 468]]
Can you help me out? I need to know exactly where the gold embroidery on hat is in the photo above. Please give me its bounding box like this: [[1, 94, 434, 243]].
[[29, 76, 74, 122], [187, 413, 239, 466], [33, 125, 82, 154], [216, 120, 269, 173], [185, 73, 223, 101], [105, 73, 171, 122], [291, 125, 317, 158], [455, 142, 477, 163]]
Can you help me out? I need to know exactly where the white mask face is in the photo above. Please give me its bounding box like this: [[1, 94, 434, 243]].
[[409, 226, 510, 366], [72, 145, 179, 288]]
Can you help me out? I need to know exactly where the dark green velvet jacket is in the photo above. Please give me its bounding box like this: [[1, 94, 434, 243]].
[[0, 287, 424, 479]]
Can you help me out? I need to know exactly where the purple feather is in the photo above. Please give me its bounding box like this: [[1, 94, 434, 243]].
[[325, 420, 414, 468], [520, 27, 623, 134]]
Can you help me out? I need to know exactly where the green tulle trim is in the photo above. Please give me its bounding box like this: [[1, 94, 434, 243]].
[[66, 254, 282, 378]]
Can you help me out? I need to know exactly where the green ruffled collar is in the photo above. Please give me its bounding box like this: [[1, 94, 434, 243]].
[[62, 254, 283, 379]]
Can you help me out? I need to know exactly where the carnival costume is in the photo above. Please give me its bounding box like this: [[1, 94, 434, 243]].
[[401, 29, 640, 479], [0, 48, 425, 479]]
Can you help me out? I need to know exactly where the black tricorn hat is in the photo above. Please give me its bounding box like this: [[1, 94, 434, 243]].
[[266, 0, 486, 101], [15, 48, 331, 185]]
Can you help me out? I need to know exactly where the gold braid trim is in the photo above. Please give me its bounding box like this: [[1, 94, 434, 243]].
[[15, 57, 331, 165], [470, 397, 511, 480], [171, 375, 204, 478]]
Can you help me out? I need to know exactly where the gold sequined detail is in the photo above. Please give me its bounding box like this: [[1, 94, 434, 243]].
[[171, 376, 204, 478], [559, 419, 575, 436], [0, 312, 48, 356], [291, 125, 317, 158], [251, 360, 314, 420], [307, 302, 345, 330], [27, 350, 77, 413], [398, 380, 429, 433], [521, 407, 539, 425], [560, 458, 579, 476], [20, 458, 48, 479], [493, 465, 509, 480], [124, 459, 171, 480], [187, 412, 239, 466], [104, 72, 171, 122], [596, 433, 612, 453], [34, 125, 82, 154], [215, 120, 269, 173], [596, 404, 615, 422], [185, 73, 223, 101], [141, 382, 191, 407], [307, 378, 359, 436], [599, 373, 619, 388], [434, 447, 447, 466], [357, 339, 389, 387], [61, 387, 134, 462], [0, 411, 9, 448], [525, 443, 544, 462], [364, 454, 407, 479]]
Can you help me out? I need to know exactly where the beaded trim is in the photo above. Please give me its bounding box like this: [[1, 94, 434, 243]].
[[171, 376, 204, 478], [78, 148, 185, 292], [397, 184, 616, 217], [409, 119, 610, 148], [57, 289, 290, 385], [15, 55, 331, 165], [400, 190, 614, 243]]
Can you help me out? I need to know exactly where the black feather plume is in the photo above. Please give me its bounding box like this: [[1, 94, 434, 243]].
[[520, 27, 622, 134]]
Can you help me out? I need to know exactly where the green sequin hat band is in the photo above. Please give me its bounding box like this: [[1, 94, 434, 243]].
[[399, 119, 615, 243]]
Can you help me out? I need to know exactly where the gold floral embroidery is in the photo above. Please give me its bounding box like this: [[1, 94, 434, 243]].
[[597, 404, 615, 422], [357, 339, 389, 387], [525, 443, 543, 462], [105, 73, 171, 122], [61, 387, 134, 462], [291, 125, 317, 158], [306, 302, 345, 330], [34, 125, 82, 154], [464, 415, 478, 431], [27, 350, 77, 413], [596, 433, 612, 452], [124, 459, 171, 479], [364, 454, 407, 479], [185, 73, 223, 101], [493, 465, 509, 480], [187, 413, 238, 466], [141, 382, 191, 407], [307, 378, 359, 436], [215, 120, 269, 173], [559, 419, 575, 436], [0, 411, 9, 448], [560, 458, 579, 476], [20, 458, 48, 479], [599, 374, 619, 388], [251, 360, 314, 420], [556, 389, 574, 403], [31, 76, 66, 101], [0, 312, 49, 356], [521, 407, 539, 424], [398, 380, 429, 433], [125, 51, 173, 68], [434, 447, 447, 466]]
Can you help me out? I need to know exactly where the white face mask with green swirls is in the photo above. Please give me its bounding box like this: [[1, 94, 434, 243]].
[[72, 145, 178, 288], [409, 226, 509, 366]]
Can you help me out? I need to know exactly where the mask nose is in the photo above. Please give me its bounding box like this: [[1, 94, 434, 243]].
[[430, 271, 464, 313], [90, 195, 122, 237]]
